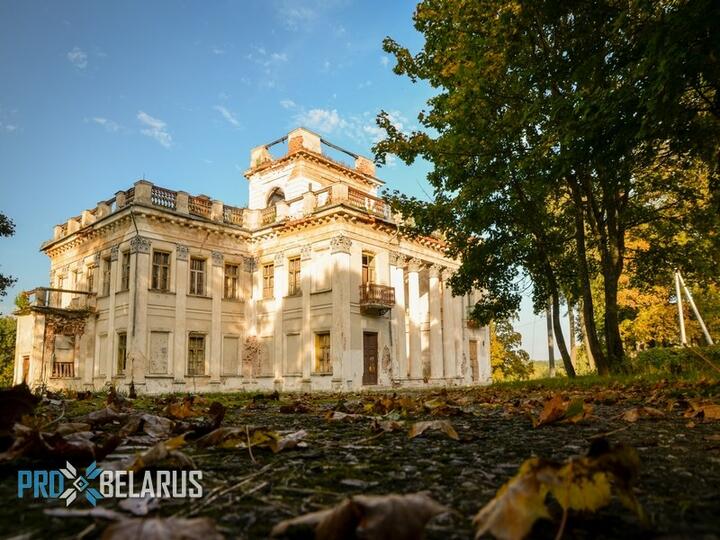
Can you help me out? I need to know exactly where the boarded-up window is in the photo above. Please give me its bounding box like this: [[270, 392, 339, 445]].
[[287, 257, 301, 296], [120, 252, 131, 291], [117, 332, 127, 374], [362, 252, 376, 285], [152, 251, 171, 291], [286, 333, 301, 374], [314, 332, 331, 373], [102, 257, 111, 296], [313, 250, 331, 291], [224, 264, 239, 299], [188, 334, 205, 376], [259, 337, 273, 375], [262, 263, 274, 299], [222, 336, 240, 375], [189, 258, 206, 296], [97, 334, 108, 376], [149, 331, 169, 374]]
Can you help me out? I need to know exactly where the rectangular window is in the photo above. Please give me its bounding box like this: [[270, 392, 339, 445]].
[[117, 332, 127, 375], [314, 332, 331, 373], [262, 263, 274, 299], [149, 331, 169, 374], [362, 252, 376, 285], [224, 263, 239, 299], [120, 252, 131, 291], [287, 257, 301, 296], [86, 268, 94, 292], [151, 251, 171, 291], [102, 257, 111, 296], [187, 334, 205, 376], [189, 258, 206, 296]]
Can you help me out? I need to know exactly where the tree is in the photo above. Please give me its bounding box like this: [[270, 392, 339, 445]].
[[0, 213, 16, 297], [374, 0, 719, 375], [0, 315, 15, 386], [490, 319, 534, 381]]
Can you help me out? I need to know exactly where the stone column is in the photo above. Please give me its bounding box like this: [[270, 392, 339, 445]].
[[330, 234, 352, 389], [106, 245, 119, 381], [429, 264, 444, 383], [453, 293, 465, 382], [173, 245, 189, 384], [441, 268, 457, 381], [273, 252, 285, 387], [407, 258, 423, 380], [390, 253, 408, 383], [300, 245, 313, 390], [210, 251, 223, 384], [243, 256, 258, 381], [129, 235, 150, 388]]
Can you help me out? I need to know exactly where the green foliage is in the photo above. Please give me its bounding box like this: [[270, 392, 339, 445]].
[[375, 0, 720, 376], [0, 212, 16, 297], [490, 319, 534, 381], [0, 316, 16, 386], [629, 346, 720, 378]]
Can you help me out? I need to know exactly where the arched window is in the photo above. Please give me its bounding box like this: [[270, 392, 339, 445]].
[[266, 188, 285, 207]]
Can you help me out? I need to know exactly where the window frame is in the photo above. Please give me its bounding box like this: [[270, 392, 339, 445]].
[[86, 267, 94, 293], [287, 256, 301, 296], [151, 250, 171, 292], [187, 333, 206, 376], [314, 331, 331, 374], [224, 262, 240, 300], [117, 332, 127, 375], [102, 257, 111, 296], [361, 251, 376, 285], [120, 251, 131, 291], [262, 263, 275, 299], [189, 257, 206, 296]]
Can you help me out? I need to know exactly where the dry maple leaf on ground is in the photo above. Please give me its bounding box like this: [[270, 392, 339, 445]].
[[533, 395, 593, 428], [621, 406, 664, 423], [270, 492, 447, 540], [473, 439, 647, 540], [408, 420, 459, 440]]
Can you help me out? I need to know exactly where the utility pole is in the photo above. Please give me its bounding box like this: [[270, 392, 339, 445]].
[[546, 302, 555, 377], [675, 271, 687, 346], [678, 272, 715, 345]]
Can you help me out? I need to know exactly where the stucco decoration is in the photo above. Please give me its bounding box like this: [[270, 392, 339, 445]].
[[330, 234, 352, 254], [212, 251, 224, 266], [130, 235, 151, 254], [176, 244, 189, 261]]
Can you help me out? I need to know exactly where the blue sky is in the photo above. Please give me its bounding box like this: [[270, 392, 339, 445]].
[[0, 0, 559, 359]]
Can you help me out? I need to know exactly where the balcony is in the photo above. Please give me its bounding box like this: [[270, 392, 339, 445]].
[[466, 307, 480, 328], [51, 362, 75, 378], [25, 287, 97, 313], [359, 283, 395, 316]]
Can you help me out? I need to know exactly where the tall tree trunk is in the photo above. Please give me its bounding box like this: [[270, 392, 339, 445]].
[[550, 292, 576, 377], [602, 263, 625, 371], [546, 302, 555, 377], [568, 302, 577, 368], [600, 192, 626, 372], [570, 184, 610, 374], [579, 305, 597, 371]]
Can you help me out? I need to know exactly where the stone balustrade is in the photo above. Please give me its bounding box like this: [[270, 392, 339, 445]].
[[49, 178, 395, 241]]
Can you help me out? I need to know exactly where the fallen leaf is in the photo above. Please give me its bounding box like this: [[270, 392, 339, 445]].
[[101, 517, 223, 540], [621, 406, 664, 423], [196, 426, 307, 453], [533, 396, 592, 427], [140, 414, 175, 438], [165, 397, 202, 419], [271, 492, 446, 540], [408, 420, 459, 440], [473, 439, 646, 540], [370, 419, 405, 433], [118, 495, 160, 516]]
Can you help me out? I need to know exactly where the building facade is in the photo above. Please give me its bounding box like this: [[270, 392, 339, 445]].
[[13, 128, 491, 394]]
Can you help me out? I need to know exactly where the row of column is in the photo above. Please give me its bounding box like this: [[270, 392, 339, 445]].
[[390, 253, 469, 383]]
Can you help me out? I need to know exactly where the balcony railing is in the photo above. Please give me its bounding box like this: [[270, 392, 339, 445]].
[[223, 205, 244, 225], [261, 205, 277, 226], [359, 283, 395, 316], [151, 186, 177, 210], [189, 196, 212, 218], [51, 362, 75, 378], [347, 187, 389, 219], [26, 288, 97, 311]]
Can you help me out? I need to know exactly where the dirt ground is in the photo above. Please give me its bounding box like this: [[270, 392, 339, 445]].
[[1, 376, 719, 539]]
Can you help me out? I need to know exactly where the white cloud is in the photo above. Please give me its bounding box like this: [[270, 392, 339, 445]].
[[67, 47, 88, 69], [212, 47, 225, 55], [270, 52, 288, 62], [295, 108, 347, 134], [137, 111, 172, 148], [1, 123, 17, 133], [280, 99, 296, 109], [275, 2, 317, 30], [214, 105, 240, 127], [380, 56, 390, 67], [358, 80, 372, 89], [89, 117, 120, 132]]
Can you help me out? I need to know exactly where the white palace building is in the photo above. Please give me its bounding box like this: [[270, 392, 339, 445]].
[[13, 128, 490, 394]]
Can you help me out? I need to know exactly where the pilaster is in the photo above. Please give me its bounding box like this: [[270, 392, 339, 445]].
[[173, 244, 188, 384], [210, 251, 223, 383], [407, 258, 423, 380], [428, 264, 444, 383], [330, 234, 352, 389]]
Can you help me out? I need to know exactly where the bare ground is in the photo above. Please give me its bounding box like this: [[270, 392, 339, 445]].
[[1, 376, 719, 539]]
